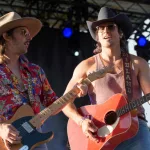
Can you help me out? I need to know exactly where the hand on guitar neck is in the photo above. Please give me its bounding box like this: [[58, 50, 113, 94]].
[[0, 123, 22, 150], [68, 67, 113, 143], [73, 66, 113, 99], [74, 80, 88, 98]]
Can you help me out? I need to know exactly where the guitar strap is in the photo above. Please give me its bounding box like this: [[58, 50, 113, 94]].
[[122, 51, 148, 122], [121, 51, 133, 102], [26, 72, 35, 104]]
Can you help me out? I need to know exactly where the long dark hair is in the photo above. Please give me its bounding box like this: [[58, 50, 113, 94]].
[[0, 28, 15, 63]]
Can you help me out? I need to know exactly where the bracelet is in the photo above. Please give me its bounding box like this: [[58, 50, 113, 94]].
[[78, 116, 87, 127]]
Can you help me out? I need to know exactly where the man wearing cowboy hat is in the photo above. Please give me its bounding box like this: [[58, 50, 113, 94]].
[[0, 11, 57, 150], [0, 11, 86, 150], [63, 7, 150, 149]]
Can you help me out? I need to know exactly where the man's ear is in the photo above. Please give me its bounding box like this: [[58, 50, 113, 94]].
[[2, 33, 11, 41]]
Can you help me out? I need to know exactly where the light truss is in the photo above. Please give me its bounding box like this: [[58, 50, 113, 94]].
[[0, 0, 150, 40]]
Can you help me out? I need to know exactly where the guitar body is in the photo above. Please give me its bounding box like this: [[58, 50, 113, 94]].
[[67, 94, 139, 150], [0, 105, 53, 150], [0, 68, 112, 150]]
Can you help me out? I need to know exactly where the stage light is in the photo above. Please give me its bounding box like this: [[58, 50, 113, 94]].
[[137, 36, 147, 47], [62, 27, 73, 38], [135, 40, 150, 62], [74, 51, 80, 56]]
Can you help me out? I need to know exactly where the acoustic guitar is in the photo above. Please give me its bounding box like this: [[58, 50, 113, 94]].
[[0, 67, 112, 150], [67, 93, 150, 150]]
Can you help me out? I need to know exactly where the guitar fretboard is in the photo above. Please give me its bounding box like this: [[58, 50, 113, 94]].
[[29, 78, 92, 128], [116, 93, 150, 117], [29, 67, 112, 128]]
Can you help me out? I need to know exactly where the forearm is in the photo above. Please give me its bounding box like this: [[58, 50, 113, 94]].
[[62, 102, 83, 126]]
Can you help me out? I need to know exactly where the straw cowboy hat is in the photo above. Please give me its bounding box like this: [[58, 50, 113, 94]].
[[87, 7, 133, 41], [0, 12, 42, 38]]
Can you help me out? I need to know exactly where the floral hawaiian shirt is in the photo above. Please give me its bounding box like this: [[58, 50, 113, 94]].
[[0, 55, 58, 122]]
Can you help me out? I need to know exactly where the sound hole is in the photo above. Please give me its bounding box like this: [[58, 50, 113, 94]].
[[104, 111, 117, 125]]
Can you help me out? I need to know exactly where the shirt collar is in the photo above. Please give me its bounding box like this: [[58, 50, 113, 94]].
[[19, 55, 30, 72]]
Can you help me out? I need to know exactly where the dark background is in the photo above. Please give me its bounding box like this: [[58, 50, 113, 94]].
[[27, 27, 94, 150]]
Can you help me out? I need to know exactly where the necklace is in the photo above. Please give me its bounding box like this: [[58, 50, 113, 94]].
[[99, 53, 123, 73]]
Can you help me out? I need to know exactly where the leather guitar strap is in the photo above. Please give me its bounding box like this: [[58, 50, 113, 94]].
[[122, 51, 148, 122], [121, 51, 133, 102], [26, 71, 35, 104]]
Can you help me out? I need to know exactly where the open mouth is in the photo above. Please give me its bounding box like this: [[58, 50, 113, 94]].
[[24, 41, 30, 48]]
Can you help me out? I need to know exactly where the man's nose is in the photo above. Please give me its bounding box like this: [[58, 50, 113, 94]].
[[25, 33, 32, 41], [103, 26, 109, 33]]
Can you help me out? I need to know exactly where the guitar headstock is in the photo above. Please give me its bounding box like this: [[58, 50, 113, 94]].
[[87, 66, 113, 82]]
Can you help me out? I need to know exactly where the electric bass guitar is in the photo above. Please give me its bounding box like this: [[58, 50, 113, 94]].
[[0, 67, 112, 150], [67, 93, 150, 150]]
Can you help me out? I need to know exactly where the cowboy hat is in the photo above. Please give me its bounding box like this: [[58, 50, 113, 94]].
[[87, 7, 133, 41], [0, 12, 42, 38]]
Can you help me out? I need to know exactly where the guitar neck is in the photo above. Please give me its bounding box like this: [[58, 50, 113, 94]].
[[116, 93, 150, 117], [29, 67, 112, 128], [29, 78, 92, 128]]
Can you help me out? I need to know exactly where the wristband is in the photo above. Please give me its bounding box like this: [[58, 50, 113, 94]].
[[78, 116, 87, 127]]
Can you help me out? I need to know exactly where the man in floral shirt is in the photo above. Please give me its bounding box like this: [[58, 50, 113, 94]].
[[0, 11, 60, 150], [0, 11, 87, 150]]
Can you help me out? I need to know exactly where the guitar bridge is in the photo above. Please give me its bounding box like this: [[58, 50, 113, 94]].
[[22, 122, 34, 133]]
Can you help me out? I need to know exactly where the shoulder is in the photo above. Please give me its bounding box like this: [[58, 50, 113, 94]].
[[73, 55, 95, 75], [28, 63, 45, 75], [130, 54, 149, 74], [130, 54, 149, 67], [20, 55, 44, 73], [76, 55, 96, 68], [28, 63, 41, 70], [70, 55, 96, 81]]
